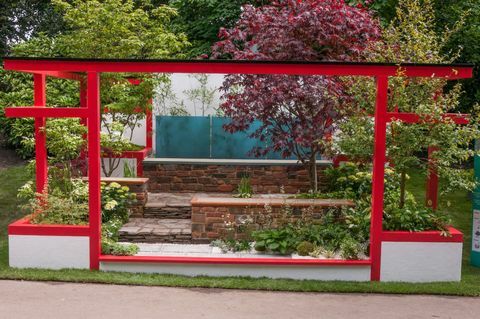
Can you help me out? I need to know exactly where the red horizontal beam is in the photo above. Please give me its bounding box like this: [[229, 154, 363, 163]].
[[5, 106, 89, 118], [3, 59, 473, 79], [99, 255, 372, 266], [8, 216, 90, 237], [387, 112, 470, 125], [382, 227, 463, 243], [21, 70, 84, 81]]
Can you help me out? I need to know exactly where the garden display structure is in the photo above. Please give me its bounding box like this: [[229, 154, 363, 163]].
[[3, 57, 472, 282]]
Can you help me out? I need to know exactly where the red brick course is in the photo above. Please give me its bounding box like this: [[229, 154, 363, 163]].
[[144, 163, 328, 194]]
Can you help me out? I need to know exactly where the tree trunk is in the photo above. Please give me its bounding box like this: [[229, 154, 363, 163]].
[[399, 169, 406, 209]]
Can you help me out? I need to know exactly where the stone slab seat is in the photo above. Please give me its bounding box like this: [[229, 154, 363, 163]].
[[190, 196, 355, 208]]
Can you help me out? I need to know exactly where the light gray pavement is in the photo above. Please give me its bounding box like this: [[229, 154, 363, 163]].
[[0, 280, 479, 319]]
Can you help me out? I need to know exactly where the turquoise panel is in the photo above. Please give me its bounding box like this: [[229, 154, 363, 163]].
[[155, 116, 210, 158], [211, 117, 265, 159]]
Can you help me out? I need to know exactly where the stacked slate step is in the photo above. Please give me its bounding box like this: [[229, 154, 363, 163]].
[[143, 193, 192, 219], [119, 193, 196, 243], [118, 218, 192, 243]]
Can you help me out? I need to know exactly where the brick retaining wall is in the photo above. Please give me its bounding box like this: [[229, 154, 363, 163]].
[[190, 197, 354, 241], [144, 160, 330, 194]]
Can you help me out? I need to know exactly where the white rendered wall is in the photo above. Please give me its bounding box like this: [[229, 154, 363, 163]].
[[100, 262, 371, 281], [380, 242, 463, 282], [101, 74, 224, 177], [9, 235, 90, 270]]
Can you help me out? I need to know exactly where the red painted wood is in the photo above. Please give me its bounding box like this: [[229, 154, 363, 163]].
[[8, 216, 90, 236], [370, 76, 389, 281], [426, 146, 439, 210], [5, 107, 89, 118], [382, 227, 463, 243], [386, 112, 469, 124], [3, 59, 473, 79], [87, 72, 102, 270], [33, 74, 48, 195], [146, 104, 153, 149], [22, 70, 84, 81], [99, 255, 372, 266]]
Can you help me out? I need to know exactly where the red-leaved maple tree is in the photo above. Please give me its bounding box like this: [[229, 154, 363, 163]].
[[211, 0, 381, 191]]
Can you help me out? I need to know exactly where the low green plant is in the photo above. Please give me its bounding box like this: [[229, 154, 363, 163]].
[[234, 176, 253, 198], [24, 192, 89, 226], [123, 161, 137, 178], [296, 241, 315, 256], [210, 239, 251, 253], [101, 239, 139, 256], [339, 236, 362, 260], [252, 227, 299, 255]]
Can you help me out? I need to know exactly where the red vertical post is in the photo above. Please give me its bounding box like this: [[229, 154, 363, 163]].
[[146, 101, 153, 149], [79, 80, 88, 175], [426, 145, 439, 210], [34, 74, 48, 194], [370, 76, 389, 281], [87, 72, 101, 270]]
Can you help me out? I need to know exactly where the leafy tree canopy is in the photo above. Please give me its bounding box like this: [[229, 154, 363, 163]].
[[212, 0, 381, 191]]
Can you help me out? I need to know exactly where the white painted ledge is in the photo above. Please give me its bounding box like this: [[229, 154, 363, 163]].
[[100, 262, 371, 281], [380, 242, 463, 282], [9, 235, 90, 270]]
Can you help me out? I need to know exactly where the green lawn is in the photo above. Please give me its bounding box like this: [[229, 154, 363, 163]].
[[1, 165, 479, 295]]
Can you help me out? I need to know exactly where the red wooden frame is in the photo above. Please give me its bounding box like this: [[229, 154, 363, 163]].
[[3, 57, 473, 280]]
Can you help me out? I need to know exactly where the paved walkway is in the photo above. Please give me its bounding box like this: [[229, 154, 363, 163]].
[[0, 280, 478, 319]]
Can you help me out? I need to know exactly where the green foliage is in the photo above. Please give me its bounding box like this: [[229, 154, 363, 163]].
[[102, 238, 139, 256], [52, 0, 189, 59], [210, 238, 251, 253], [338, 0, 480, 206], [234, 176, 253, 198], [339, 236, 362, 260], [296, 241, 315, 256], [123, 162, 137, 178], [101, 182, 136, 223], [170, 0, 269, 57], [26, 192, 89, 226], [253, 226, 298, 255]]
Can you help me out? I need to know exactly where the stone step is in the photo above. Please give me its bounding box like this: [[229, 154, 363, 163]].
[[143, 192, 194, 219], [118, 218, 192, 244]]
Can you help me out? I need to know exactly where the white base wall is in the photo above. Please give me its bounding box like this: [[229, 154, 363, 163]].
[[9, 235, 90, 270], [100, 262, 371, 281], [380, 242, 463, 282]]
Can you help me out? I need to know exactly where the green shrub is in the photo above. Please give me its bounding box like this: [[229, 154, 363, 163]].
[[296, 241, 315, 256], [101, 239, 139, 256], [27, 192, 89, 226], [339, 236, 362, 260], [252, 227, 299, 255]]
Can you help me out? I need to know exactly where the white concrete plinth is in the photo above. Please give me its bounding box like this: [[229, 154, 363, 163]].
[[380, 242, 463, 282], [9, 235, 90, 270], [100, 262, 371, 281]]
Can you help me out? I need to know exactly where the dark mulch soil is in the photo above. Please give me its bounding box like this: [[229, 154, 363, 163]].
[[0, 134, 25, 170]]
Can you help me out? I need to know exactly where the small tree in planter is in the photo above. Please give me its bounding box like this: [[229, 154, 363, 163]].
[[336, 0, 480, 207], [211, 0, 380, 191]]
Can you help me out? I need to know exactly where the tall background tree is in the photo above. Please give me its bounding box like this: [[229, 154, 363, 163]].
[[336, 0, 480, 208], [212, 0, 381, 191]]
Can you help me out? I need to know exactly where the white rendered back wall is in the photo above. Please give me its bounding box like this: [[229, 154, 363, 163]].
[[101, 74, 224, 177], [100, 262, 371, 281], [380, 242, 463, 282], [9, 235, 90, 270]]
